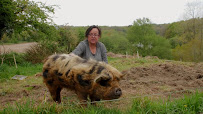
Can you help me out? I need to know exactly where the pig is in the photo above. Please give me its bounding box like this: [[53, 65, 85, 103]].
[[42, 54, 123, 105]]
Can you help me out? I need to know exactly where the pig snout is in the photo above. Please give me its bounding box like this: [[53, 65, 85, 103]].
[[115, 88, 122, 97]]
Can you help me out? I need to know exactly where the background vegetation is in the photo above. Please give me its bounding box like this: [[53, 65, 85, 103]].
[[1, 0, 203, 64]]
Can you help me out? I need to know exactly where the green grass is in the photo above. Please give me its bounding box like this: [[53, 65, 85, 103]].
[[108, 56, 162, 71], [0, 92, 202, 114], [0, 56, 202, 113], [0, 56, 160, 81], [129, 91, 203, 114], [0, 62, 42, 82]]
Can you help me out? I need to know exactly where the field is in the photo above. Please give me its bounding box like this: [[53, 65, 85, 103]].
[[0, 43, 203, 113], [0, 42, 37, 53]]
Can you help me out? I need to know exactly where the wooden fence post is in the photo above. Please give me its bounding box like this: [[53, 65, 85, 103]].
[[13, 54, 18, 68]]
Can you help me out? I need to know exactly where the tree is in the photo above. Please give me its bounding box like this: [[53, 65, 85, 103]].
[[172, 38, 203, 62], [127, 18, 155, 44], [101, 30, 131, 54], [127, 18, 171, 59], [58, 27, 78, 52], [0, 0, 56, 40], [164, 22, 182, 39], [171, 0, 203, 62], [183, 0, 203, 39], [0, 0, 16, 39]]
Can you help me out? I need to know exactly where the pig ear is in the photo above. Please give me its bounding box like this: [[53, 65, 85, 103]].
[[110, 70, 123, 80], [94, 74, 112, 84], [105, 64, 123, 79]]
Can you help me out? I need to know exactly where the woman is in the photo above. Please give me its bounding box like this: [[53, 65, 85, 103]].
[[72, 25, 108, 63]]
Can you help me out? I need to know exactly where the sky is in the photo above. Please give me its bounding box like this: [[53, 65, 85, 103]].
[[32, 0, 198, 26]]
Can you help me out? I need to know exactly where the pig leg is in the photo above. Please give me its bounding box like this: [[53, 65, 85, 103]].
[[48, 86, 62, 103], [76, 92, 88, 106], [90, 96, 100, 106]]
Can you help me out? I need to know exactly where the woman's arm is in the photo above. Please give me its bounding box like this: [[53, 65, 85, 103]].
[[72, 41, 85, 57], [100, 42, 108, 63]]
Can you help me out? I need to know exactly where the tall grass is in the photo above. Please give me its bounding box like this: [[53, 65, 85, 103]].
[[129, 91, 203, 114], [0, 92, 202, 114]]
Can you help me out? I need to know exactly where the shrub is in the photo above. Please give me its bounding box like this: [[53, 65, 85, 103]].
[[24, 42, 58, 64]]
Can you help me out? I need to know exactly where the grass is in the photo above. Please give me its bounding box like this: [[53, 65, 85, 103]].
[[0, 92, 202, 113], [108, 57, 162, 71], [0, 56, 161, 81], [1, 100, 122, 114], [0, 56, 202, 113], [128, 91, 203, 114], [0, 62, 42, 82]]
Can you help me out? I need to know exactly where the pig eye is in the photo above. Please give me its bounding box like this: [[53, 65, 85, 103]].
[[99, 79, 109, 86]]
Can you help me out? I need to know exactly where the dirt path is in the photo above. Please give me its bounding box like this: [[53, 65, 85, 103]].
[[0, 42, 37, 54]]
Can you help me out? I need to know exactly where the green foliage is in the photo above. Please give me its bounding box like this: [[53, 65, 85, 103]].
[[127, 18, 155, 44], [0, 0, 16, 39], [127, 18, 172, 59], [57, 27, 78, 52], [101, 29, 132, 54], [150, 35, 172, 59], [14, 0, 55, 33], [153, 24, 168, 37], [74, 27, 86, 43], [23, 26, 79, 63], [172, 38, 203, 62], [32, 24, 59, 42], [0, 0, 56, 41], [164, 22, 182, 39], [164, 18, 203, 62], [169, 36, 183, 49]]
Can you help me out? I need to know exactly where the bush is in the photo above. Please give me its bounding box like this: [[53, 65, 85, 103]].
[[24, 42, 58, 64]]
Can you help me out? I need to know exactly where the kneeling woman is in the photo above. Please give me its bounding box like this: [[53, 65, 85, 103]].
[[72, 25, 108, 63]]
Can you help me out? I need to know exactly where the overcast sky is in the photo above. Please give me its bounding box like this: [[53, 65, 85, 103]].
[[32, 0, 198, 26]]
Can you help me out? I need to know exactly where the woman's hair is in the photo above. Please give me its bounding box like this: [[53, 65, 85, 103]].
[[85, 25, 102, 37]]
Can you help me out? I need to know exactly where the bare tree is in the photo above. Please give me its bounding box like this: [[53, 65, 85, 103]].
[[179, 0, 203, 62], [184, 0, 203, 19], [183, 0, 203, 39]]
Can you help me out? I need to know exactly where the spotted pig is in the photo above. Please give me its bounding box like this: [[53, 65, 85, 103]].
[[42, 54, 123, 104]]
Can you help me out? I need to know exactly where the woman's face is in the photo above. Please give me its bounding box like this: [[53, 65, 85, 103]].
[[87, 28, 100, 45]]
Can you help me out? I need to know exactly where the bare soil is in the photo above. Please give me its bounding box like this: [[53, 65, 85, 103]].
[[121, 63, 203, 98], [0, 43, 203, 109], [0, 42, 37, 54]]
